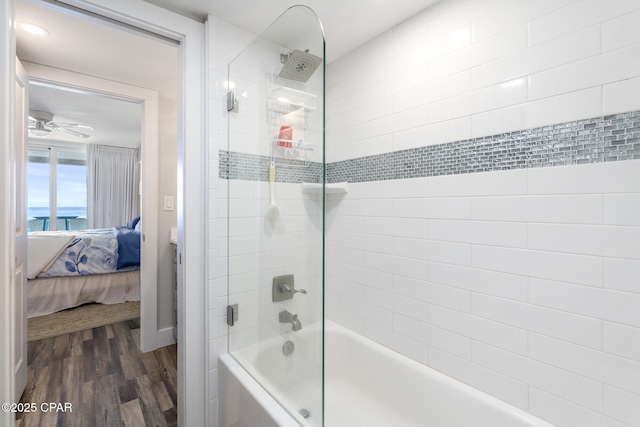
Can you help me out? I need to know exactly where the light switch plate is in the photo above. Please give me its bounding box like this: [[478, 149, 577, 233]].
[[164, 195, 175, 211]]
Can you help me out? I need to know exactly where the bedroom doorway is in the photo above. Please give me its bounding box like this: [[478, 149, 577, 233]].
[[21, 64, 163, 351]]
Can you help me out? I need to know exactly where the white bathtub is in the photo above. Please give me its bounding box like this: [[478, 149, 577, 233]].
[[220, 321, 556, 427]]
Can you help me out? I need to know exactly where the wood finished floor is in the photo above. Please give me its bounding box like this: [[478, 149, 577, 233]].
[[16, 318, 177, 427]]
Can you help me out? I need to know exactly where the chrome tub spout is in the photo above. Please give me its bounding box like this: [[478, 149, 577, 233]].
[[279, 310, 302, 331]]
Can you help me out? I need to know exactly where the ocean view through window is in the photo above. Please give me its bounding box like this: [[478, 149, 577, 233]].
[[28, 207, 87, 217], [28, 144, 87, 231]]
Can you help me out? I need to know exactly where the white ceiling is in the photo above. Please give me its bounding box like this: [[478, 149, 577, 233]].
[[16, 0, 441, 147], [16, 0, 178, 148], [142, 0, 442, 63], [28, 80, 143, 148]]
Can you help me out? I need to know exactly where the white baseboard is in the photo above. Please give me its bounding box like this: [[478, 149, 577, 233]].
[[157, 326, 177, 348]]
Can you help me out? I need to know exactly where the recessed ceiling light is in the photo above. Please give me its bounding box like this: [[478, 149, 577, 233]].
[[18, 22, 49, 36]]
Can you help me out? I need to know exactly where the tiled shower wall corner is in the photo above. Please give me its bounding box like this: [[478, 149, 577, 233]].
[[206, 16, 257, 426], [207, 15, 324, 427], [325, 0, 640, 426]]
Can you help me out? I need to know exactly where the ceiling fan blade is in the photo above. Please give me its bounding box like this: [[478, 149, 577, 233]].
[[29, 113, 92, 139], [57, 128, 90, 139], [53, 122, 94, 130]]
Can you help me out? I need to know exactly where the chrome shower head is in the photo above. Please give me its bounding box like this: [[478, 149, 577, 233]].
[[279, 49, 322, 82]]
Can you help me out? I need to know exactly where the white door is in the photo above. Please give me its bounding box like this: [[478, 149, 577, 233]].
[[13, 58, 28, 401]]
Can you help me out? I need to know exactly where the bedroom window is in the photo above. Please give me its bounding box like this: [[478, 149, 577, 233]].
[[27, 144, 87, 232]]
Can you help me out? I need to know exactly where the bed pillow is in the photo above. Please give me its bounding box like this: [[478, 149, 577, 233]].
[[115, 227, 140, 269], [128, 216, 141, 230]]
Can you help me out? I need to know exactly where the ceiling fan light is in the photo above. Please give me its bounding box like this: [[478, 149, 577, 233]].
[[29, 122, 51, 137], [30, 128, 50, 137]]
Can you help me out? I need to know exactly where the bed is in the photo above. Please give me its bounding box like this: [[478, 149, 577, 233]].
[[27, 224, 141, 318]]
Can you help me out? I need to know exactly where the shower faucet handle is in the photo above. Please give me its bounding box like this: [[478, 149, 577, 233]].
[[272, 274, 306, 302], [280, 284, 307, 295]]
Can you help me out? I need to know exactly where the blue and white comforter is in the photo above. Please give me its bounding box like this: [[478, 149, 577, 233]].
[[36, 227, 140, 278]]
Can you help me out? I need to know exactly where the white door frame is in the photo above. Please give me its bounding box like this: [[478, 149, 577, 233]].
[[60, 2, 209, 426], [1, 0, 207, 426], [1, 1, 18, 426]]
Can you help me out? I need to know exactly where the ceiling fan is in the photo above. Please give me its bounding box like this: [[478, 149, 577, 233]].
[[28, 110, 93, 139]]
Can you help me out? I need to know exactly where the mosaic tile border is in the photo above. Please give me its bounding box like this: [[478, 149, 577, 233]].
[[220, 111, 640, 183], [219, 150, 323, 183], [327, 111, 640, 183]]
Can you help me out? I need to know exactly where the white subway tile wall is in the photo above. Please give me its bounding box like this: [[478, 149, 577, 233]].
[[327, 170, 640, 426], [327, 2, 640, 162], [325, 1, 640, 427]]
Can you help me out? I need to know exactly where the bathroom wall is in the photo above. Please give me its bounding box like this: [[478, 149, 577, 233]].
[[207, 16, 255, 425], [325, 0, 640, 426]]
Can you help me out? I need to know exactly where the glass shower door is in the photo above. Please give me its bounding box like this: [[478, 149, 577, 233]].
[[224, 6, 325, 426]]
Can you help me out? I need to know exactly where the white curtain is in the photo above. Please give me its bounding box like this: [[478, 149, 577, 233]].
[[87, 144, 140, 229]]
